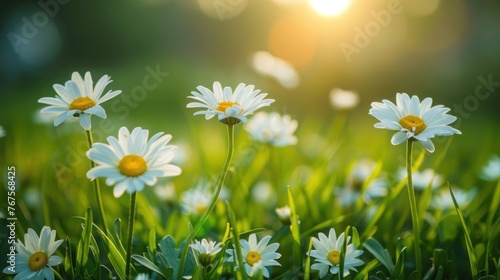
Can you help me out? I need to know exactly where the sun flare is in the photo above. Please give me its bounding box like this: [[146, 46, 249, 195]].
[[309, 0, 351, 16]]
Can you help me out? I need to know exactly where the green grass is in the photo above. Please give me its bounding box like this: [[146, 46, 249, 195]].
[[0, 77, 499, 279]]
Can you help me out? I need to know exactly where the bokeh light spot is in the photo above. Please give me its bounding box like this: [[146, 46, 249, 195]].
[[268, 16, 317, 68], [309, 0, 351, 16]]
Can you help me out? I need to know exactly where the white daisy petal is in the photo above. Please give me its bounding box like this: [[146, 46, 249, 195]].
[[4, 226, 63, 279], [79, 113, 92, 130], [370, 93, 460, 151], [226, 233, 281, 278], [188, 81, 274, 125], [309, 228, 364, 278], [39, 71, 121, 129], [391, 131, 409, 145]]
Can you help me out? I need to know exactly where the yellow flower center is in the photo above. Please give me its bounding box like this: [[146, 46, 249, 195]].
[[69, 97, 96, 111], [28, 251, 49, 271], [246, 251, 262, 266], [195, 204, 208, 214], [216, 101, 240, 113], [399, 115, 426, 135], [118, 155, 147, 177], [327, 250, 340, 265]]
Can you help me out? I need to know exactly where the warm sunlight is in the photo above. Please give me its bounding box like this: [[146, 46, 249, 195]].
[[309, 0, 351, 16]]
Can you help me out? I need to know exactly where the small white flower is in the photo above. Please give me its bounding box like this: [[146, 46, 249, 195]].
[[154, 182, 177, 203], [187, 81, 274, 125], [275, 205, 291, 223], [481, 155, 500, 181], [38, 71, 121, 130], [86, 127, 182, 198], [135, 273, 150, 280], [398, 168, 443, 190], [369, 93, 461, 152], [251, 182, 277, 206], [0, 126, 5, 138], [309, 228, 364, 278], [190, 239, 222, 266], [329, 88, 359, 110], [336, 160, 387, 206], [226, 233, 281, 278], [348, 159, 377, 184], [245, 112, 298, 147], [3, 226, 63, 280], [181, 180, 213, 215], [251, 51, 300, 88]]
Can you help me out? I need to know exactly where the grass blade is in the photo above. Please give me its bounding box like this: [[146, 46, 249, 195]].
[[364, 237, 395, 274], [287, 187, 302, 267], [449, 185, 479, 280]]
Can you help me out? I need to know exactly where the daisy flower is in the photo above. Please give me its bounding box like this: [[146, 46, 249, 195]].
[[38, 71, 121, 130], [251, 51, 300, 89], [226, 233, 281, 278], [3, 226, 63, 280], [430, 187, 477, 211], [275, 205, 292, 224], [309, 228, 364, 278], [181, 178, 229, 215], [481, 155, 500, 181], [187, 81, 274, 125], [369, 92, 461, 152], [245, 112, 298, 147], [329, 88, 359, 110], [86, 126, 182, 198], [190, 239, 222, 266]]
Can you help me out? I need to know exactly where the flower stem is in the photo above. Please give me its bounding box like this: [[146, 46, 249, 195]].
[[177, 124, 235, 280], [53, 268, 64, 280], [406, 140, 422, 276], [125, 192, 137, 280], [85, 129, 109, 235]]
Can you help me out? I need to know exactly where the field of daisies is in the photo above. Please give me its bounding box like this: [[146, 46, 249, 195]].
[[0, 68, 498, 280]]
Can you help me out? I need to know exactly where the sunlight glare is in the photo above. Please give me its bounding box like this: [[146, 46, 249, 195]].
[[309, 0, 351, 16]]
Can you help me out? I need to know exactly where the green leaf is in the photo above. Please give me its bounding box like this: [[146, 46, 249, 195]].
[[375, 271, 387, 279], [149, 225, 157, 254], [114, 218, 122, 242], [131, 254, 166, 278], [94, 224, 128, 280], [226, 202, 246, 280], [435, 266, 444, 280], [287, 187, 302, 267], [111, 218, 127, 257], [304, 237, 313, 280], [354, 259, 379, 280], [64, 236, 74, 278], [157, 235, 195, 279], [76, 208, 93, 276], [392, 246, 406, 280], [408, 270, 421, 280], [449, 185, 479, 280], [364, 238, 395, 274], [351, 227, 360, 248]]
